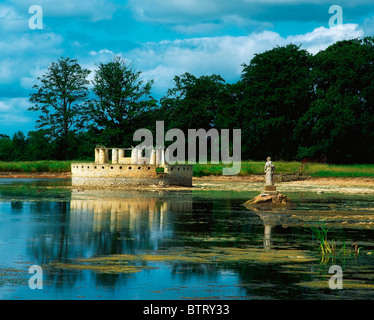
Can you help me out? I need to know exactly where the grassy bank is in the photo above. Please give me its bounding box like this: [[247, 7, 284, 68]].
[[193, 161, 301, 177], [193, 162, 374, 178], [0, 161, 75, 173], [0, 160, 373, 178], [301, 163, 374, 178]]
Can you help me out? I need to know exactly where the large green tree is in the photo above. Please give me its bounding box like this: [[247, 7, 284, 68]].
[[158, 73, 227, 161], [295, 38, 374, 163], [160, 72, 226, 131], [237, 44, 313, 160], [26, 129, 54, 160], [0, 134, 13, 161], [29, 57, 91, 159], [89, 56, 156, 147], [10, 131, 27, 160]]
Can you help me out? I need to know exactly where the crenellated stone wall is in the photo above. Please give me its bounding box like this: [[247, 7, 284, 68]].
[[73, 146, 193, 188], [71, 163, 193, 187]]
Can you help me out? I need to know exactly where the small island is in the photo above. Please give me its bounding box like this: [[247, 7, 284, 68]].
[[244, 157, 291, 207]]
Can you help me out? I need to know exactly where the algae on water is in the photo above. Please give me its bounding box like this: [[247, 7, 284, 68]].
[[49, 246, 317, 274]]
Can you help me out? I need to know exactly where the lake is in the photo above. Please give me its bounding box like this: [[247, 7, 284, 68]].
[[1, 178, 374, 300]]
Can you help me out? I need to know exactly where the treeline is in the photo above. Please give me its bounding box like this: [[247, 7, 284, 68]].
[[1, 37, 374, 163]]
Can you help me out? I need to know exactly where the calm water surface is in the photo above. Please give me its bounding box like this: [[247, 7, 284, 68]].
[[1, 178, 374, 300]]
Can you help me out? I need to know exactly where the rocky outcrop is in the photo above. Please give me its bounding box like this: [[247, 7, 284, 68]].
[[243, 193, 291, 206]]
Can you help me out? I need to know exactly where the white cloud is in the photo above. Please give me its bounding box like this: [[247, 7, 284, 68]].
[[121, 33, 266, 94], [0, 98, 33, 124], [0, 4, 27, 31], [20, 66, 49, 90], [287, 24, 364, 54], [89, 49, 115, 56], [0, 33, 63, 56], [0, 32, 64, 88], [7, 0, 117, 21], [0, 3, 64, 92]]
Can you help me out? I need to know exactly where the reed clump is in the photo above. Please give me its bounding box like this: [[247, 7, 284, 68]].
[[305, 221, 361, 264]]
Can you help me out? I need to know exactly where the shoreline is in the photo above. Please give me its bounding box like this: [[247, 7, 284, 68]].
[[0, 172, 72, 179], [194, 175, 374, 186], [0, 172, 373, 186]]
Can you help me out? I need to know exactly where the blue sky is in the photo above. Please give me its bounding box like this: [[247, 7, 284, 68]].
[[0, 0, 373, 136]]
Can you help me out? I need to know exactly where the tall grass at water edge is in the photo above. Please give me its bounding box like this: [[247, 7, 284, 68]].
[[193, 161, 301, 177], [0, 161, 77, 173], [193, 162, 374, 177], [302, 163, 374, 178]]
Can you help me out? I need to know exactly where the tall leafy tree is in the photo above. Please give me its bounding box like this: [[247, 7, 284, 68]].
[[11, 131, 27, 160], [160, 72, 226, 131], [26, 129, 54, 160], [90, 56, 156, 147], [295, 38, 374, 163], [28, 57, 91, 159], [239, 44, 313, 160], [215, 81, 245, 131], [0, 134, 12, 161], [158, 73, 227, 162]]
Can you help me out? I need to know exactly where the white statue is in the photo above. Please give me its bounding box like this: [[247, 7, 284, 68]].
[[264, 157, 275, 186]]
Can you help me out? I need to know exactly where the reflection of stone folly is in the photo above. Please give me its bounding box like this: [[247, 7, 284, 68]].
[[69, 190, 193, 250]]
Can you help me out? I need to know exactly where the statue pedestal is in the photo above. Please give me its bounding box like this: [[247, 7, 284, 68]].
[[243, 182, 291, 208], [263, 185, 278, 195]]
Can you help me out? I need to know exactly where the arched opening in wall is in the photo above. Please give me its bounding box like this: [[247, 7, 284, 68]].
[[119, 166, 123, 170], [138, 167, 141, 170], [94, 166, 97, 169], [110, 166, 113, 169], [102, 166, 105, 169], [148, 167, 151, 170], [87, 166, 90, 169], [129, 167, 132, 170]]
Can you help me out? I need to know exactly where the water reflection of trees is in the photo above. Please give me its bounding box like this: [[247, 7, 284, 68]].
[[28, 201, 70, 265]]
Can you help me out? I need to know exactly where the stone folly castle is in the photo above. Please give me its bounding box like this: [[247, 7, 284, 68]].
[[71, 146, 193, 187]]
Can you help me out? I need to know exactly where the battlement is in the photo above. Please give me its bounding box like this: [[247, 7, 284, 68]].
[[94, 146, 166, 166]]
